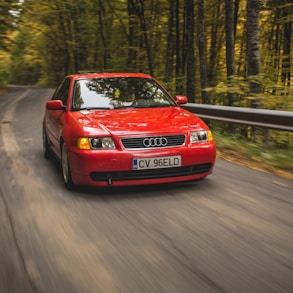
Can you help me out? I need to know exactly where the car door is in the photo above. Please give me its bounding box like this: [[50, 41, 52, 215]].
[[46, 78, 71, 157]]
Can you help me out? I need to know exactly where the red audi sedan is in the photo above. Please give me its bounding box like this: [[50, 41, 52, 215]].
[[43, 72, 216, 189]]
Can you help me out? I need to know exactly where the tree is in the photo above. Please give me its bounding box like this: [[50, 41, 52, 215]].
[[197, 0, 209, 103], [127, 0, 153, 75], [127, 0, 139, 70], [136, 0, 153, 75], [175, 0, 184, 93], [224, 0, 236, 106], [164, 0, 175, 84], [207, 2, 225, 88], [265, 0, 292, 87], [185, 0, 195, 102], [246, 0, 263, 98], [246, 0, 263, 142], [280, 2, 292, 86]]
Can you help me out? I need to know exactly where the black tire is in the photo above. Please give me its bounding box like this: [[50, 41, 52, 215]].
[[43, 127, 51, 159], [61, 143, 75, 190]]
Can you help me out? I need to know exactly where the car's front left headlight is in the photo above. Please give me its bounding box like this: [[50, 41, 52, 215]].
[[77, 137, 116, 150], [190, 130, 213, 143]]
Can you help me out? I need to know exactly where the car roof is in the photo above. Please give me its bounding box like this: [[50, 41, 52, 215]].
[[67, 72, 153, 80]]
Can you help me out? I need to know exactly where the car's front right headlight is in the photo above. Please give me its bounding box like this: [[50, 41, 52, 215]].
[[77, 137, 116, 150], [190, 130, 213, 143]]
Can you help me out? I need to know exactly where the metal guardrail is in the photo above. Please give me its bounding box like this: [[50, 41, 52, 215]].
[[182, 103, 293, 132]]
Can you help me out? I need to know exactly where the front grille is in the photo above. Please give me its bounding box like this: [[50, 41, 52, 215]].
[[121, 135, 185, 149], [90, 163, 212, 182]]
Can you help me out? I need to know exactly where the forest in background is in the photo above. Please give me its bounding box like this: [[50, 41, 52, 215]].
[[0, 0, 293, 166]]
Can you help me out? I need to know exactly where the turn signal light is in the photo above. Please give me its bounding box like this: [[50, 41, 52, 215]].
[[77, 137, 91, 150]]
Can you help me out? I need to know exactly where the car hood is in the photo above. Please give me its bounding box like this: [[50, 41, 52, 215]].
[[71, 107, 206, 136]]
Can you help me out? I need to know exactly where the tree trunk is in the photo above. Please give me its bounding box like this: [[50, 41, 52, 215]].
[[281, 6, 292, 86], [246, 0, 263, 97], [175, 0, 183, 93], [98, 0, 110, 70], [137, 0, 153, 76], [225, 0, 236, 106], [164, 0, 175, 83], [207, 2, 223, 87], [246, 0, 263, 141], [127, 0, 138, 70], [185, 0, 195, 102], [234, 0, 240, 40], [197, 0, 209, 104]]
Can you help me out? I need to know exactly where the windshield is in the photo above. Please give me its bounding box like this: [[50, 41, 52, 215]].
[[71, 77, 176, 110]]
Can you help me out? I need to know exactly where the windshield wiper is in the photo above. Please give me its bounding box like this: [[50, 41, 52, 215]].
[[115, 105, 173, 109], [74, 107, 112, 111], [147, 104, 173, 108], [114, 105, 137, 109]]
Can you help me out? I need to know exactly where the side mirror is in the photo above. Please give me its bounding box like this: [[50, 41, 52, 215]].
[[175, 95, 188, 105], [46, 100, 65, 110]]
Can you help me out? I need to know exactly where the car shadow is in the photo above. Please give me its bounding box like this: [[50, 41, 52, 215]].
[[74, 177, 215, 202]]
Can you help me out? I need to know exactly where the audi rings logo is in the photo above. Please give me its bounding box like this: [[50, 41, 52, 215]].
[[143, 137, 168, 148]]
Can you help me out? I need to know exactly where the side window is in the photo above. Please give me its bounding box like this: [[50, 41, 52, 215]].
[[51, 78, 71, 106]]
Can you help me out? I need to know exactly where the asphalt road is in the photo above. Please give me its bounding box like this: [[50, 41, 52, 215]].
[[0, 86, 293, 293]]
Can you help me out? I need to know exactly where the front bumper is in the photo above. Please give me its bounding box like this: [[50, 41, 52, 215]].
[[68, 143, 216, 186]]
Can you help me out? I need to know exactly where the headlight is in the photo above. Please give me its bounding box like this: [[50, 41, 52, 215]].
[[77, 137, 116, 149], [190, 130, 213, 143]]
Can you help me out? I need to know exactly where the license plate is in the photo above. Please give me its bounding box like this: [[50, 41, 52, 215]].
[[133, 155, 181, 170]]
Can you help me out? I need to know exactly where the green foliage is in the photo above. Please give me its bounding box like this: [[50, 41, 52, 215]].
[[0, 68, 8, 88], [208, 74, 293, 113], [0, 0, 19, 51], [0, 51, 10, 87], [213, 128, 293, 173], [9, 29, 41, 85]]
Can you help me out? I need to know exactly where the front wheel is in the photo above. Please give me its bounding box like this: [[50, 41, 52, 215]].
[[61, 143, 75, 190]]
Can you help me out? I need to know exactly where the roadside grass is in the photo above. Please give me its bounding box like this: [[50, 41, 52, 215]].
[[213, 129, 293, 180]]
